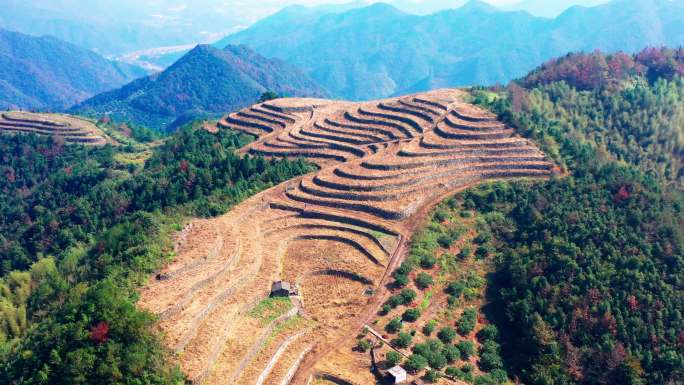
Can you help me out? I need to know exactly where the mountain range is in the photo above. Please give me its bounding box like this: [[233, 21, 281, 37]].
[[218, 0, 684, 100], [71, 44, 329, 131], [0, 0, 248, 56], [0, 28, 146, 111]]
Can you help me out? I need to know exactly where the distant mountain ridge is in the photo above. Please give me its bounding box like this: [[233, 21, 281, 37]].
[[71, 44, 329, 131], [0, 28, 146, 110], [218, 0, 684, 100]]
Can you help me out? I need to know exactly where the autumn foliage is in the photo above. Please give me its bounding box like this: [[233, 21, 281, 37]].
[[89, 321, 109, 345], [522, 47, 684, 90]]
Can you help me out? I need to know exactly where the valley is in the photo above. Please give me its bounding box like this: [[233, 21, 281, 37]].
[[139, 89, 554, 384]]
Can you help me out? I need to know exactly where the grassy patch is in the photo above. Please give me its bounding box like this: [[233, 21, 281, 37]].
[[248, 297, 293, 326], [420, 291, 433, 311], [264, 315, 313, 346]]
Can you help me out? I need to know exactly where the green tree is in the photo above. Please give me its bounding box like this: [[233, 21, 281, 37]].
[[457, 308, 477, 336], [258, 91, 281, 103], [438, 327, 457, 343], [385, 317, 403, 334], [405, 354, 428, 372], [402, 309, 421, 322], [386, 351, 402, 367], [415, 272, 434, 290]]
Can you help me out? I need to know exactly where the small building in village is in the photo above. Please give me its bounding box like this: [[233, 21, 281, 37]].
[[387, 365, 407, 384], [270, 281, 297, 297]]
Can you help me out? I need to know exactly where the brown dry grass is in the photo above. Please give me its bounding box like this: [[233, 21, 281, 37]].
[[137, 88, 554, 384]]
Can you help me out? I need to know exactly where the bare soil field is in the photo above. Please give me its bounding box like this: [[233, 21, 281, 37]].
[[0, 111, 109, 145], [139, 89, 555, 384]]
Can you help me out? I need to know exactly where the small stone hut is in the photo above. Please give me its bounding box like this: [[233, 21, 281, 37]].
[[270, 281, 296, 297]]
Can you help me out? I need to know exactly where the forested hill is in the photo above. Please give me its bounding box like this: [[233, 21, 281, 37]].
[[514, 47, 684, 185], [219, 0, 684, 100], [0, 124, 313, 383], [463, 47, 684, 385], [71, 44, 329, 131], [0, 28, 146, 111]]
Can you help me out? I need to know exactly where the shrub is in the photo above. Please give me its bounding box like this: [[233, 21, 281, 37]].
[[386, 351, 402, 367], [438, 327, 457, 343], [356, 339, 372, 352], [477, 324, 499, 341], [400, 288, 417, 304], [258, 91, 281, 102], [474, 374, 498, 385], [446, 281, 466, 297], [463, 287, 480, 301], [445, 366, 461, 377], [387, 295, 403, 308], [428, 352, 448, 369], [415, 272, 434, 289], [478, 352, 504, 371], [437, 234, 455, 248], [474, 232, 492, 244], [392, 332, 413, 348], [423, 319, 437, 336], [444, 344, 461, 363], [405, 354, 428, 372], [489, 369, 508, 383], [457, 308, 478, 336], [385, 317, 403, 333], [450, 363, 475, 383], [478, 340, 504, 371], [380, 304, 391, 315], [420, 254, 437, 269], [403, 308, 421, 322], [424, 369, 442, 383], [394, 273, 409, 287], [457, 340, 475, 359], [465, 273, 485, 288], [413, 339, 443, 356], [475, 245, 490, 259], [394, 262, 413, 276], [434, 208, 449, 223], [458, 246, 472, 259]]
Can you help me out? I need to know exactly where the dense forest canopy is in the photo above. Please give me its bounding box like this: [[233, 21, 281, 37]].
[[486, 48, 684, 187], [0, 124, 312, 384], [467, 47, 684, 385], [522, 47, 684, 90]]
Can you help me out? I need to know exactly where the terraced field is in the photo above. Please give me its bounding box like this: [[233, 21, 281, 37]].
[[139, 89, 554, 384], [0, 111, 108, 145]]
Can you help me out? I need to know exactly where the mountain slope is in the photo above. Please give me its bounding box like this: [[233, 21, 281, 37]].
[[71, 44, 329, 131], [218, 0, 684, 100], [0, 28, 146, 110]]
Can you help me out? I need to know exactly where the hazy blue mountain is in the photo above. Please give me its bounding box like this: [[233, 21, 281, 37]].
[[0, 0, 248, 56], [503, 0, 610, 17], [0, 28, 146, 110], [218, 0, 684, 100], [71, 44, 329, 131]]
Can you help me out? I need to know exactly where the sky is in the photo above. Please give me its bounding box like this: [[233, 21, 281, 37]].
[[206, 0, 610, 18]]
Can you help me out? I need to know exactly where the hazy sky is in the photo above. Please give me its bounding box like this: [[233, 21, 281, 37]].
[[207, 0, 605, 15], [1, 0, 613, 55]]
